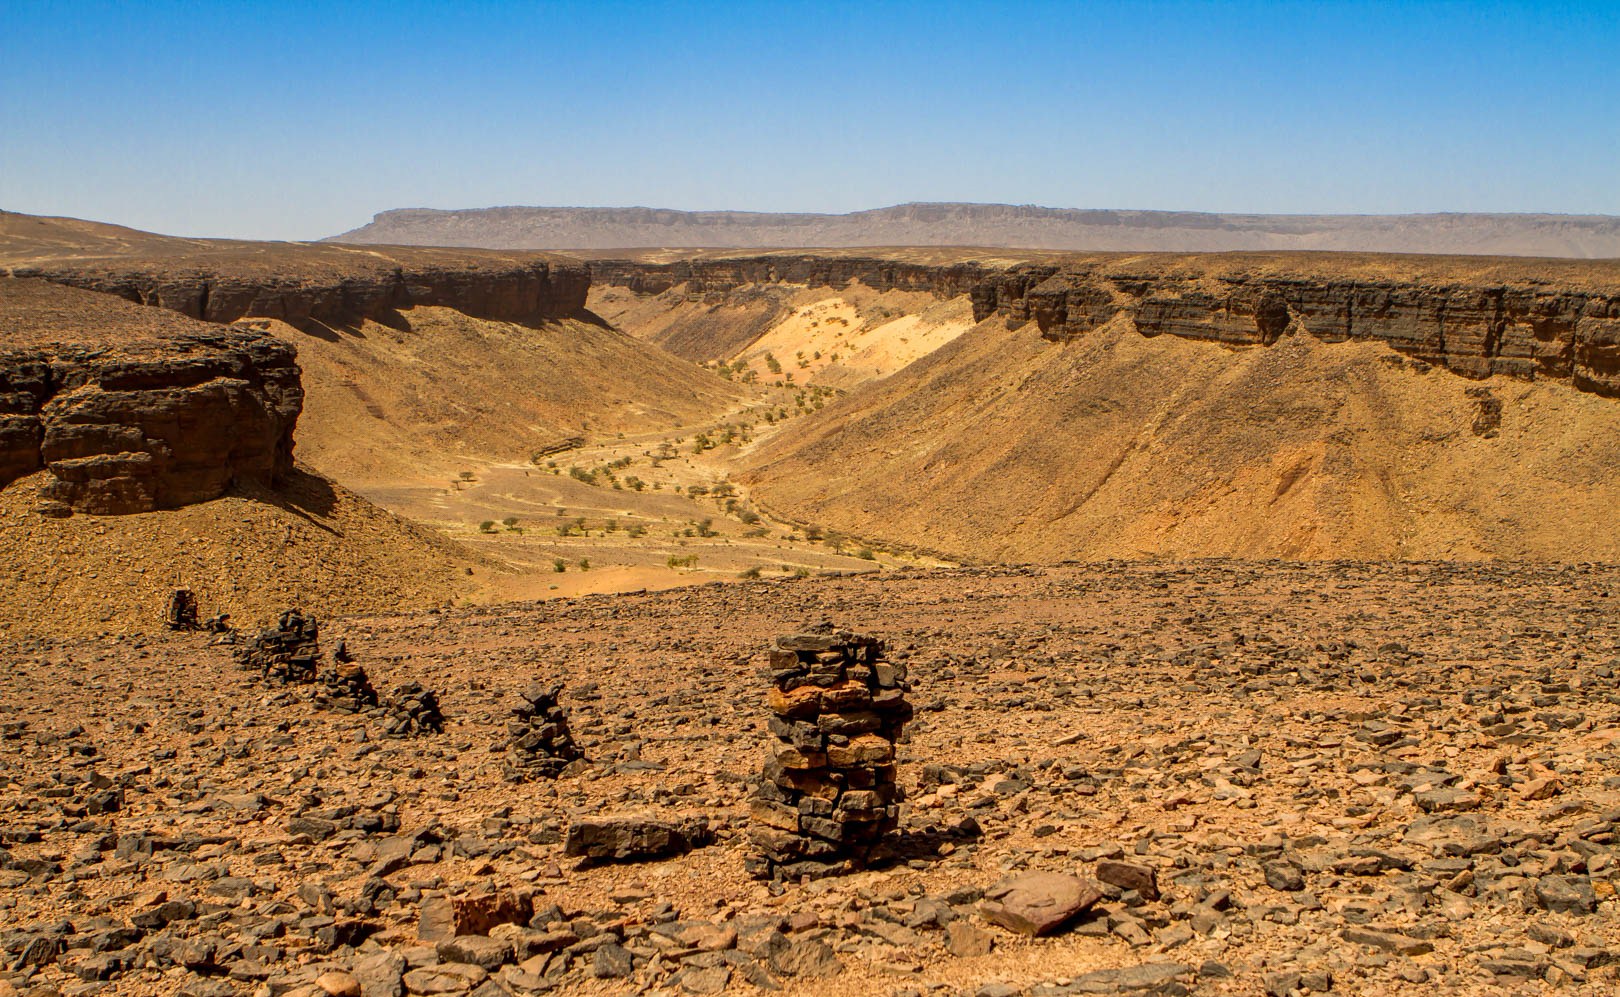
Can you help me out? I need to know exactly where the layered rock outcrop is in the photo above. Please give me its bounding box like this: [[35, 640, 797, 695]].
[[586, 256, 996, 301], [1, 279, 301, 514], [996, 265, 1620, 396], [590, 254, 1620, 396], [10, 258, 590, 333]]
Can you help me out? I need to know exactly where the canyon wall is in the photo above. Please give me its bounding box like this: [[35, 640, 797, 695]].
[[586, 256, 997, 300], [590, 256, 1620, 396], [6, 259, 591, 333]]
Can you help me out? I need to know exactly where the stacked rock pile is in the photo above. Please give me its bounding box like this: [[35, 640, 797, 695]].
[[748, 627, 913, 881], [238, 609, 321, 684], [504, 683, 583, 779], [380, 682, 445, 737], [314, 662, 380, 714], [163, 588, 199, 631]]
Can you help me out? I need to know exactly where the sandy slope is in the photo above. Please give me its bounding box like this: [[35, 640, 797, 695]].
[[741, 314, 1620, 561], [588, 282, 976, 389], [264, 307, 745, 489], [0, 468, 489, 639]]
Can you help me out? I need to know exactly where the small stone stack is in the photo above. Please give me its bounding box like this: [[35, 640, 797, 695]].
[[315, 662, 379, 714], [504, 683, 583, 779], [238, 609, 321, 684], [163, 588, 199, 631], [748, 627, 913, 881], [380, 683, 445, 737]]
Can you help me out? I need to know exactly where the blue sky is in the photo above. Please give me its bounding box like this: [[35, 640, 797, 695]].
[[2, 0, 1616, 239]]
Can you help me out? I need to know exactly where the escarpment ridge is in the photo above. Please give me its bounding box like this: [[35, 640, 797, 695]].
[[328, 201, 1620, 257], [588, 250, 1620, 396], [1, 212, 589, 333]]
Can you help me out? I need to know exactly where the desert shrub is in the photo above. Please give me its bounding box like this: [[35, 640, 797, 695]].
[[577, 558, 591, 571], [667, 554, 699, 569], [740, 566, 763, 579], [478, 520, 496, 533], [856, 548, 876, 560], [552, 558, 567, 573]]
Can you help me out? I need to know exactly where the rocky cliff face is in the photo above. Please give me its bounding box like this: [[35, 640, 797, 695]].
[[992, 265, 1620, 397], [1, 280, 302, 515], [590, 254, 1620, 397], [586, 256, 997, 301], [9, 259, 590, 333]]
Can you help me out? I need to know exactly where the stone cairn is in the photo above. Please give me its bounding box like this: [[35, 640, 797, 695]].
[[381, 683, 445, 737], [748, 627, 913, 881], [315, 665, 380, 713], [237, 613, 445, 736], [311, 640, 381, 714], [163, 588, 200, 631], [504, 683, 583, 780], [238, 608, 322, 684]]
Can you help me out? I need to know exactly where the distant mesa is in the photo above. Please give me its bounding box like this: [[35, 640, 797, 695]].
[[327, 202, 1620, 259]]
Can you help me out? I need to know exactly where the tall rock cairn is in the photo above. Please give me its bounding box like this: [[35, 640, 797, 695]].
[[504, 683, 583, 779], [748, 627, 912, 881]]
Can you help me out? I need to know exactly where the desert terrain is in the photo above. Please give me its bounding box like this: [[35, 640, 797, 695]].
[[3, 210, 1620, 997], [4, 562, 1620, 997]]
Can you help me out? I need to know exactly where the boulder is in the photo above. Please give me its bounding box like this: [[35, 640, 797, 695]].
[[979, 871, 1104, 936]]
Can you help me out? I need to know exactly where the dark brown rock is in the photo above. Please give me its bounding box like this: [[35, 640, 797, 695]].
[[1096, 859, 1160, 902], [563, 817, 711, 862]]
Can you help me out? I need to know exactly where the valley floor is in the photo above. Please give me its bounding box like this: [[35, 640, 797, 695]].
[[3, 561, 1618, 995]]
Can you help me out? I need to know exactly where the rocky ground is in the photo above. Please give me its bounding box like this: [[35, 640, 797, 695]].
[[3, 561, 1619, 997]]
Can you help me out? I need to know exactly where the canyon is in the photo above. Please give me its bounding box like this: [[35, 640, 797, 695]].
[[582, 250, 1620, 397]]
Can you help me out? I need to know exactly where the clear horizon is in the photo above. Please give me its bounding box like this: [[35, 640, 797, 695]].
[[3, 0, 1617, 240]]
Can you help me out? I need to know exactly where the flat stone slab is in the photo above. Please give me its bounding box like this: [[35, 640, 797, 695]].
[[980, 871, 1104, 936], [564, 816, 712, 862]]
